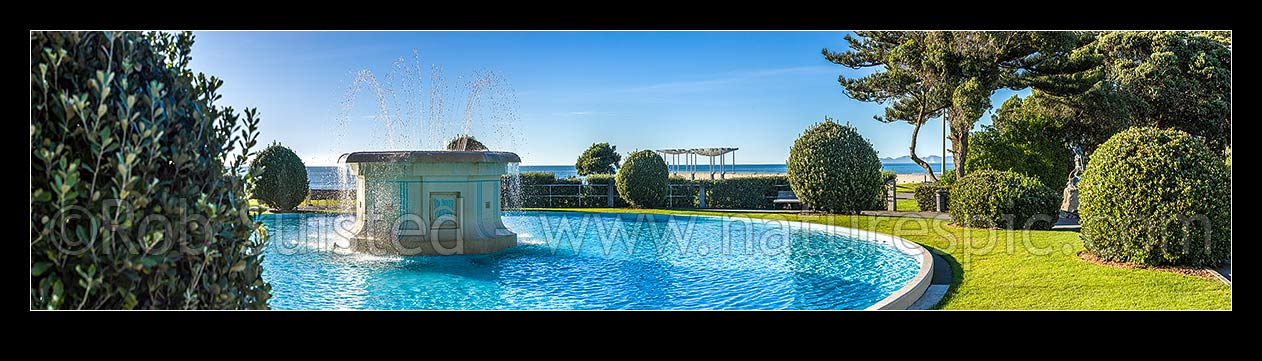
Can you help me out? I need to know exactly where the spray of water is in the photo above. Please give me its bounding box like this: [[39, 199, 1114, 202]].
[[328, 49, 524, 211]]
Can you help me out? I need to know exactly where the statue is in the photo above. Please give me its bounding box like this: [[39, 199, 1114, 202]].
[[1060, 146, 1085, 218]]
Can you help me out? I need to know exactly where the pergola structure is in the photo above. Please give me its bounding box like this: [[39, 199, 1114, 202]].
[[656, 147, 738, 180]]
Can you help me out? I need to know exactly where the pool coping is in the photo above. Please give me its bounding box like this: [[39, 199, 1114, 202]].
[[806, 223, 934, 310], [511, 210, 935, 310]]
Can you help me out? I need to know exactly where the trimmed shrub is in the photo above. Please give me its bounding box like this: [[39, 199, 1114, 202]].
[[584, 174, 625, 207], [1079, 127, 1231, 267], [249, 143, 310, 212], [881, 170, 897, 185], [616, 150, 669, 208], [966, 126, 1071, 195], [667, 176, 700, 208], [503, 171, 555, 208], [700, 175, 789, 209], [786, 118, 884, 214], [914, 183, 939, 211], [937, 170, 958, 187], [949, 170, 1060, 230], [31, 32, 270, 309], [551, 176, 583, 208]]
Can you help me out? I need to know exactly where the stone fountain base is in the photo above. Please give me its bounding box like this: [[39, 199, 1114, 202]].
[[349, 232, 518, 256], [339, 151, 521, 256]]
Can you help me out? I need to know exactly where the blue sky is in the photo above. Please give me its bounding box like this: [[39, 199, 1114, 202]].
[[190, 31, 1027, 166]]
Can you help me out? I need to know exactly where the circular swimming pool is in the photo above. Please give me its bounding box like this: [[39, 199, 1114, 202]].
[[260, 211, 925, 310]]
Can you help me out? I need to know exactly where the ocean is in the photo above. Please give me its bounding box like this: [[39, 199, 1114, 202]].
[[307, 163, 954, 190]]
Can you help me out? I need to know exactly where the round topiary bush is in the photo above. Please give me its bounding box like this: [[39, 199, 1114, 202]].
[[1080, 127, 1231, 267], [786, 118, 884, 214], [949, 170, 1060, 230], [250, 143, 309, 212], [615, 150, 669, 208]]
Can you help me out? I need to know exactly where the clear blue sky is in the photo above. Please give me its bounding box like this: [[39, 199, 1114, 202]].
[[189, 31, 1027, 166]]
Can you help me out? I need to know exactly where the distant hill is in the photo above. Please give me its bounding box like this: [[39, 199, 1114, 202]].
[[880, 155, 953, 164]]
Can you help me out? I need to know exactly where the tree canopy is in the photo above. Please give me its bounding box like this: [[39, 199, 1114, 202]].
[[825, 31, 1099, 177], [1092, 31, 1231, 150], [575, 142, 622, 176]]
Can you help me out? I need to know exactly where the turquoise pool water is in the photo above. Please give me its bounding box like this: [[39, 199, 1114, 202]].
[[260, 211, 920, 310]]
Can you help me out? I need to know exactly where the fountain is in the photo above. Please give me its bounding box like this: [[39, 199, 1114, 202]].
[[330, 50, 525, 255], [339, 149, 521, 255]]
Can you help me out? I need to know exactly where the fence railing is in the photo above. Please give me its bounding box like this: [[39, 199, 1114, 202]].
[[510, 182, 802, 209]]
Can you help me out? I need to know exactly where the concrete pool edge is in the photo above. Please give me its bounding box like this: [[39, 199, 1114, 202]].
[[865, 236, 934, 310], [798, 221, 933, 310]]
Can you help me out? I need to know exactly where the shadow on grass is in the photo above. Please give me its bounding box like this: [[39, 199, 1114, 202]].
[[918, 244, 962, 310]]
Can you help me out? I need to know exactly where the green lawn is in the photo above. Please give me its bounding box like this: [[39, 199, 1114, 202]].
[[896, 199, 918, 212], [895, 183, 920, 193], [526, 208, 1231, 310]]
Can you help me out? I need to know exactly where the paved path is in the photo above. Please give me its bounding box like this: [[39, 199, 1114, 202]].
[[861, 210, 950, 219], [908, 252, 953, 310], [1214, 261, 1232, 284]]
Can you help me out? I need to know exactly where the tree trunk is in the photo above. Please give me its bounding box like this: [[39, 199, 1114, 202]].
[[948, 110, 969, 178], [953, 131, 968, 178], [908, 121, 937, 182]]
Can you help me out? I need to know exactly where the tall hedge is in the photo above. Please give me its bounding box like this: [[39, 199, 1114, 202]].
[[966, 125, 1071, 195], [949, 170, 1060, 230], [786, 119, 884, 214], [502, 171, 556, 208], [616, 150, 669, 208], [584, 174, 626, 207], [31, 32, 270, 309], [249, 143, 309, 212], [1079, 127, 1231, 266], [914, 183, 939, 212], [700, 175, 789, 209]]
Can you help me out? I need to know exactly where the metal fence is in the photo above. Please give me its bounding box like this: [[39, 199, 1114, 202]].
[[514, 182, 800, 209]]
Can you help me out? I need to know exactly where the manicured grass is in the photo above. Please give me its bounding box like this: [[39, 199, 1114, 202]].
[[896, 199, 918, 212], [527, 208, 1231, 310], [895, 183, 920, 193]]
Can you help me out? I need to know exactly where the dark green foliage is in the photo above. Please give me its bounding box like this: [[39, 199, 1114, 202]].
[[1079, 127, 1231, 266], [584, 174, 625, 207], [445, 134, 487, 151], [915, 183, 941, 212], [967, 122, 1071, 193], [1092, 32, 1231, 151], [825, 31, 1099, 178], [616, 150, 669, 208], [575, 142, 622, 176], [548, 176, 583, 208], [31, 32, 270, 309], [700, 176, 789, 209], [516, 171, 557, 185], [949, 170, 1060, 230], [999, 88, 1133, 157], [249, 143, 309, 212], [881, 170, 897, 184], [936, 171, 957, 187], [667, 176, 700, 208], [786, 118, 884, 214], [504, 171, 556, 208]]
